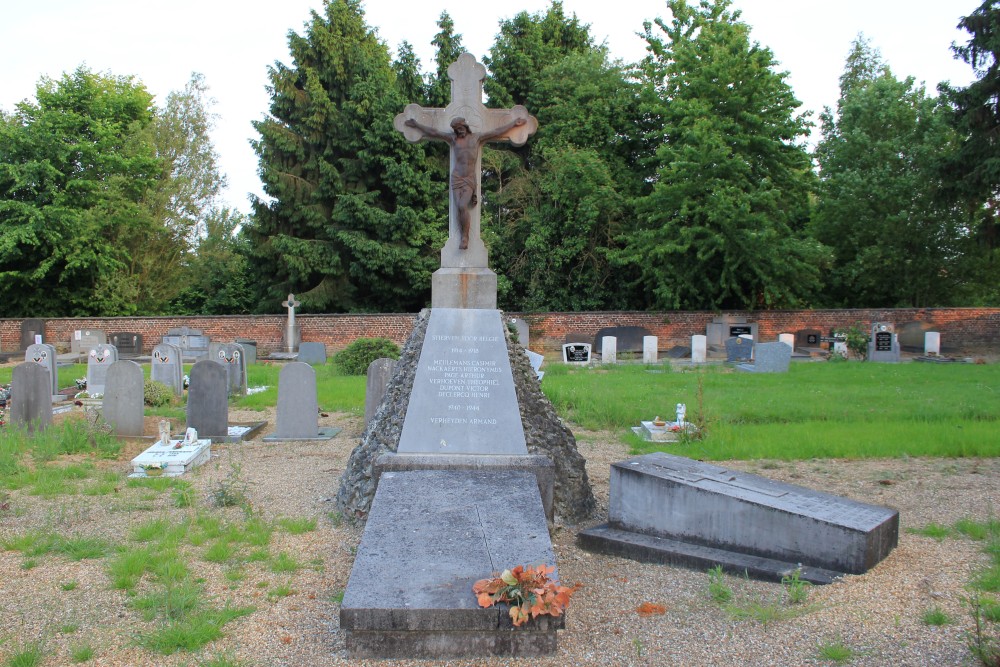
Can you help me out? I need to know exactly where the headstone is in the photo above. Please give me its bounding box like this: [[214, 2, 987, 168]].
[[510, 318, 530, 348], [109, 332, 143, 358], [25, 343, 59, 398], [151, 343, 184, 396], [210, 342, 248, 395], [263, 362, 340, 441], [642, 336, 658, 364], [795, 329, 822, 349], [561, 343, 591, 364], [19, 319, 45, 350], [10, 362, 52, 432], [868, 323, 901, 363], [281, 293, 302, 353], [161, 326, 210, 360], [235, 338, 257, 365], [724, 336, 753, 362], [579, 453, 899, 582], [71, 329, 106, 359], [364, 358, 398, 424], [691, 335, 707, 363], [297, 342, 327, 365], [831, 330, 849, 358], [186, 360, 229, 438], [526, 349, 544, 381], [86, 344, 119, 396], [593, 326, 652, 355], [737, 342, 792, 373], [102, 360, 145, 437], [707, 315, 757, 347], [601, 336, 617, 364], [665, 345, 691, 359], [925, 332, 941, 356], [778, 333, 795, 349]]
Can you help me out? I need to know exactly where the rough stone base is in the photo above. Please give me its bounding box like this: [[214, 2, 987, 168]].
[[345, 628, 558, 659], [432, 268, 497, 309]]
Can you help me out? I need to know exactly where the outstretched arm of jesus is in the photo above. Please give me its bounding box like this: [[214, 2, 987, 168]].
[[477, 117, 527, 144], [404, 118, 452, 143]]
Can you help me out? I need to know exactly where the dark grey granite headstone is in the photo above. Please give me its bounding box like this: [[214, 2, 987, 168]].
[[593, 326, 651, 354], [724, 336, 753, 362], [364, 358, 398, 424], [397, 308, 527, 456], [24, 343, 58, 398], [737, 342, 792, 373], [10, 362, 52, 432], [297, 342, 327, 365], [235, 338, 257, 365], [868, 322, 901, 362], [186, 360, 228, 438], [103, 360, 145, 437], [109, 332, 143, 358], [151, 343, 184, 396], [263, 362, 339, 441], [86, 344, 119, 396], [665, 345, 691, 359], [20, 319, 45, 350], [210, 343, 248, 395], [795, 328, 822, 349], [341, 469, 559, 658]]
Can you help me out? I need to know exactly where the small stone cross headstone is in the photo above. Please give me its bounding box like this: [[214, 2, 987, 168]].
[[186, 360, 229, 438], [282, 294, 301, 353], [103, 360, 145, 437], [24, 343, 59, 398], [151, 343, 184, 396], [86, 344, 119, 396], [11, 362, 52, 432]]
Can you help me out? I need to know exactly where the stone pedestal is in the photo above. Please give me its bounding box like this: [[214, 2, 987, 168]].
[[283, 324, 301, 354], [432, 268, 498, 309]]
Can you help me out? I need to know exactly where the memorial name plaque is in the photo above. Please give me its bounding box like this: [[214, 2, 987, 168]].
[[397, 308, 527, 456], [875, 331, 893, 352], [729, 325, 752, 337], [562, 343, 591, 364]]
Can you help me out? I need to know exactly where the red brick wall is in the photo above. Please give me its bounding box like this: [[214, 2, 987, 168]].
[[1, 308, 997, 356]]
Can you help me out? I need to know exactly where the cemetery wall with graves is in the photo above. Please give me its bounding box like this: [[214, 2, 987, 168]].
[[1, 307, 997, 356]]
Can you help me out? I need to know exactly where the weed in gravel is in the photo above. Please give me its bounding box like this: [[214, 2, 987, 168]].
[[955, 518, 1000, 541], [3, 530, 57, 557], [816, 639, 854, 663], [56, 535, 109, 561], [277, 516, 317, 534], [139, 605, 254, 655], [5, 643, 44, 667], [204, 540, 237, 564], [224, 567, 245, 588], [326, 511, 343, 528], [69, 642, 94, 663], [908, 523, 951, 540], [20, 559, 37, 570], [209, 463, 250, 512], [238, 518, 272, 547], [199, 653, 244, 667], [332, 590, 345, 604], [247, 549, 270, 563], [131, 578, 203, 621], [270, 552, 300, 573], [706, 565, 733, 603], [922, 606, 952, 626], [60, 581, 78, 591], [781, 567, 811, 605], [268, 582, 296, 600], [724, 598, 800, 628], [108, 546, 153, 591]]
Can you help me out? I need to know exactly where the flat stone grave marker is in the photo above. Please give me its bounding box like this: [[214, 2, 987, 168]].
[[737, 342, 792, 373], [724, 336, 753, 362], [364, 358, 398, 424], [593, 326, 651, 355], [264, 362, 340, 441], [187, 360, 229, 438], [10, 362, 52, 432], [562, 343, 591, 364], [665, 345, 690, 359], [109, 332, 143, 358], [71, 329, 106, 359], [209, 342, 248, 395], [20, 319, 46, 350], [162, 326, 209, 360], [86, 344, 119, 396], [397, 308, 527, 456], [297, 342, 327, 365], [103, 360, 145, 437], [151, 343, 184, 396], [24, 343, 59, 399], [131, 435, 211, 477]]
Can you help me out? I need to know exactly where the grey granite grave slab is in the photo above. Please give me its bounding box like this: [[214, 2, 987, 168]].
[[209, 342, 248, 395], [665, 345, 691, 359], [364, 358, 398, 424], [341, 469, 560, 658], [724, 336, 753, 362], [86, 344, 119, 396], [25, 343, 59, 399], [10, 362, 52, 432], [397, 308, 527, 456], [737, 341, 792, 373], [297, 342, 327, 365], [263, 362, 339, 441], [20, 319, 45, 350], [579, 453, 898, 580], [103, 360, 145, 437], [151, 344, 184, 396], [71, 329, 106, 359], [131, 438, 211, 477], [109, 332, 143, 358], [187, 360, 229, 438]]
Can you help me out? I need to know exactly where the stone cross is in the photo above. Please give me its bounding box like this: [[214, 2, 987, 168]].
[[282, 294, 301, 326], [394, 53, 538, 270]]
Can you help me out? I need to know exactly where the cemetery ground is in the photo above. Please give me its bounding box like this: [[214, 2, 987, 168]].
[[0, 360, 998, 666]]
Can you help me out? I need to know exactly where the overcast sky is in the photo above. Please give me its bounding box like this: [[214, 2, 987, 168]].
[[0, 0, 981, 214]]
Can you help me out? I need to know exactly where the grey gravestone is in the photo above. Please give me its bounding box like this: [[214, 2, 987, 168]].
[[665, 345, 691, 359], [364, 358, 398, 424], [151, 343, 184, 396], [235, 338, 257, 365], [795, 329, 822, 349], [925, 332, 941, 355], [397, 308, 527, 456], [691, 335, 707, 363], [281, 293, 301, 353], [510, 318, 530, 348], [601, 336, 617, 364], [24, 343, 59, 398], [162, 326, 210, 360], [109, 332, 143, 358], [707, 315, 758, 347], [103, 360, 144, 437], [20, 319, 45, 350], [71, 329, 106, 358], [868, 322, 901, 363], [525, 350, 544, 381], [594, 326, 651, 354], [579, 453, 899, 582], [10, 362, 52, 432], [724, 336, 753, 362], [297, 342, 327, 365], [86, 344, 119, 396], [186, 360, 229, 438], [210, 342, 248, 395], [561, 343, 591, 364], [737, 342, 792, 373], [264, 362, 339, 441], [642, 336, 658, 364]]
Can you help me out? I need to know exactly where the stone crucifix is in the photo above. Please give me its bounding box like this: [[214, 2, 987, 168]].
[[282, 293, 301, 326], [394, 53, 538, 270]]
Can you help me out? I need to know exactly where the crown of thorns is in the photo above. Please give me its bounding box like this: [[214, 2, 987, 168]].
[[450, 117, 471, 131]]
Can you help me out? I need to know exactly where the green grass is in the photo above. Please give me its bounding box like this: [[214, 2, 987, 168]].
[[908, 523, 952, 541], [922, 606, 952, 626], [816, 640, 855, 663], [5, 643, 44, 667], [138, 605, 254, 655], [270, 552, 300, 573], [276, 516, 317, 535], [706, 565, 733, 603], [541, 362, 1000, 459], [69, 643, 94, 663]]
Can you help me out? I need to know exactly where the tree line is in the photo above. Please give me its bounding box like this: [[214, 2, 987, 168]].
[[1, 0, 997, 317]]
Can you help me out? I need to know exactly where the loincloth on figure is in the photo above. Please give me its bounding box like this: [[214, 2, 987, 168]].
[[451, 174, 478, 206]]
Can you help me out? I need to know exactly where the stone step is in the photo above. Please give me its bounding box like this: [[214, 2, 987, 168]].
[[341, 469, 562, 659]]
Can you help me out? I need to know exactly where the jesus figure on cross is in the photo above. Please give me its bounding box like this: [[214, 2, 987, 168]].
[[404, 115, 526, 249]]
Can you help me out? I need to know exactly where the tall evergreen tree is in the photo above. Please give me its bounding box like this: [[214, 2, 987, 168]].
[[623, 0, 823, 311], [427, 12, 464, 108], [248, 0, 446, 313]]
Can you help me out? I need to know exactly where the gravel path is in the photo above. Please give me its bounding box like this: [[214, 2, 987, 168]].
[[1, 406, 997, 666]]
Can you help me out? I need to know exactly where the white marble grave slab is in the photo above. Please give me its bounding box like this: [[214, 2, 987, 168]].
[[130, 439, 211, 477]]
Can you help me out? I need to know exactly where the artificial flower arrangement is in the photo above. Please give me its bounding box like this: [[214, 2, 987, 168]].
[[473, 564, 580, 626]]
